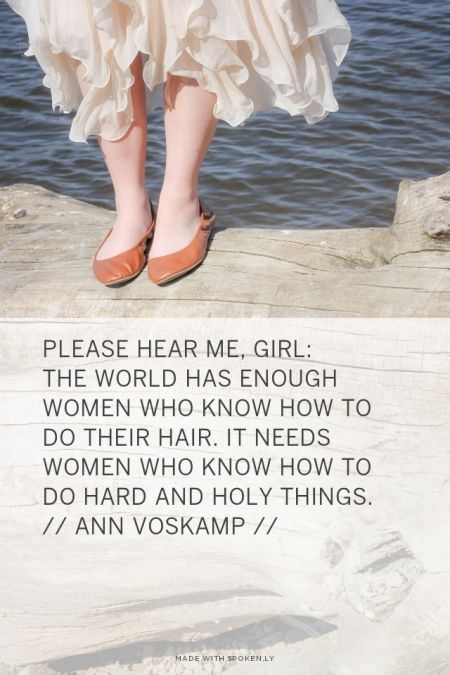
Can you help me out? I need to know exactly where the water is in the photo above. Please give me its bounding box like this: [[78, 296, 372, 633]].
[[0, 1, 449, 230]]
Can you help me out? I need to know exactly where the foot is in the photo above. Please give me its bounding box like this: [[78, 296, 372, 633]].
[[149, 190, 201, 259], [96, 194, 153, 261]]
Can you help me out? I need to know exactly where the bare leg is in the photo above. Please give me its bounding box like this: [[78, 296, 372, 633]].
[[77, 55, 152, 260], [149, 74, 218, 259]]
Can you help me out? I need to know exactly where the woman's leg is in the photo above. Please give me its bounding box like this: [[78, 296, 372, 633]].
[[77, 54, 152, 260], [149, 74, 218, 259]]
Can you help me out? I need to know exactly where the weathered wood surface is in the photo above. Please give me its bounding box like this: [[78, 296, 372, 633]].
[[1, 320, 449, 672], [1, 172, 449, 317]]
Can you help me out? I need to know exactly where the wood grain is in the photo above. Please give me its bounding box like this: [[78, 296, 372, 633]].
[[1, 173, 449, 317], [0, 319, 449, 672]]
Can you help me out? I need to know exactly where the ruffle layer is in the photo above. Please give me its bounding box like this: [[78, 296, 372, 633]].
[[7, 0, 351, 142]]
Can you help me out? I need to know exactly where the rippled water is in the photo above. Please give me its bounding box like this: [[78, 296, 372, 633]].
[[0, 1, 449, 230]]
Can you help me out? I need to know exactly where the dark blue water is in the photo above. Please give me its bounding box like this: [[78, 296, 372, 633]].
[[0, 1, 449, 230]]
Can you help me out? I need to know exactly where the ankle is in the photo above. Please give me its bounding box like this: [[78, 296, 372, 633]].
[[115, 188, 152, 217], [159, 184, 199, 209]]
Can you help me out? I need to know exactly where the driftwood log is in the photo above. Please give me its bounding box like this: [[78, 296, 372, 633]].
[[0, 172, 449, 317]]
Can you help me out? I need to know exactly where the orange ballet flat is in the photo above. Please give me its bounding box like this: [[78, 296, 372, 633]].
[[93, 203, 156, 287], [148, 200, 215, 285]]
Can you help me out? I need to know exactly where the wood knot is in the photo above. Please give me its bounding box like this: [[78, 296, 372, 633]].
[[424, 202, 450, 239], [343, 529, 423, 621], [322, 538, 344, 567]]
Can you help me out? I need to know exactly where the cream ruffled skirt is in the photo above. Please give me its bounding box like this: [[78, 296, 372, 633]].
[[7, 0, 351, 143]]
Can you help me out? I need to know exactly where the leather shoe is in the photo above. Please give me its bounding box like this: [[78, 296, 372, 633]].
[[148, 200, 215, 285], [93, 203, 156, 287]]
